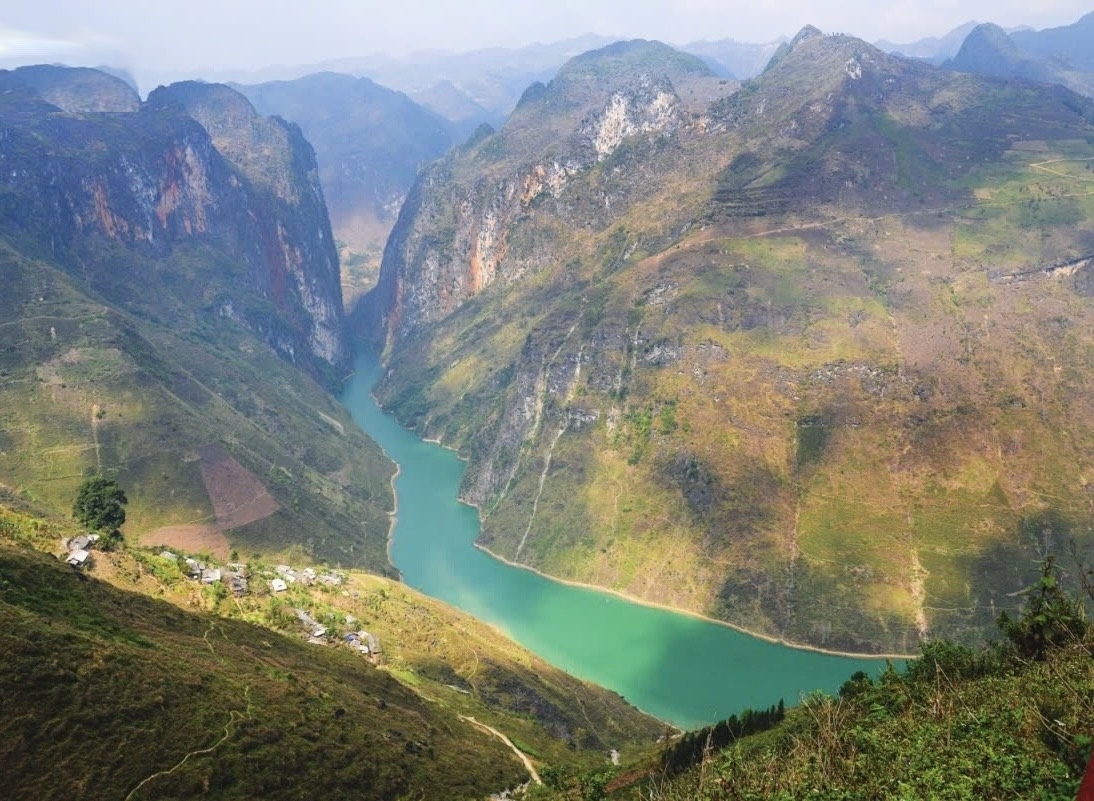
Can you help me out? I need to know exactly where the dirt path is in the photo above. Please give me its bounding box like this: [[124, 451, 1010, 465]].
[[459, 715, 542, 785]]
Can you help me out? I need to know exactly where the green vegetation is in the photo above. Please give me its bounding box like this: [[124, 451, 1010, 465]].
[[367, 29, 1094, 654], [530, 559, 1093, 801], [0, 244, 394, 571], [0, 502, 663, 800], [72, 476, 127, 545], [0, 540, 524, 800]]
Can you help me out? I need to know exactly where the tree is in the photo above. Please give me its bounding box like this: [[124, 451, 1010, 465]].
[[997, 556, 1088, 660], [72, 476, 128, 545]]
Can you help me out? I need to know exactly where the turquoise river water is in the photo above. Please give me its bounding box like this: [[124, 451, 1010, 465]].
[[342, 351, 887, 728]]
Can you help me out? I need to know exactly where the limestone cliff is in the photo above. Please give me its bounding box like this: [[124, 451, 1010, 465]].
[[358, 40, 716, 348], [0, 68, 349, 382], [358, 33, 1094, 653]]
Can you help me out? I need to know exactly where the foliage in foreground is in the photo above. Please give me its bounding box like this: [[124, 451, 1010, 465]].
[[0, 540, 528, 801], [534, 559, 1093, 801]]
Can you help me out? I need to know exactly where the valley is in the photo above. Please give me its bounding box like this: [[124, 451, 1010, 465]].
[[2, 8, 1094, 798], [360, 30, 1094, 655]]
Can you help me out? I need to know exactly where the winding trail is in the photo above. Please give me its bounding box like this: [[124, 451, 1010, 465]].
[[125, 623, 253, 800], [459, 715, 542, 785]]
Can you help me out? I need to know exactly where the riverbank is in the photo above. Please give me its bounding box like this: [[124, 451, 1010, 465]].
[[470, 541, 916, 662], [344, 349, 895, 728]]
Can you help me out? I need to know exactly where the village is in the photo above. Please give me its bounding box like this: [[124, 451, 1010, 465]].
[[61, 534, 383, 662]]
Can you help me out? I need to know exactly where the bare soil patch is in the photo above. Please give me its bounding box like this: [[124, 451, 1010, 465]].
[[197, 444, 280, 530], [143, 524, 230, 560]]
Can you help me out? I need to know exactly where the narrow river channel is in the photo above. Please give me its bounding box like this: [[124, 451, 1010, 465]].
[[342, 351, 888, 728]]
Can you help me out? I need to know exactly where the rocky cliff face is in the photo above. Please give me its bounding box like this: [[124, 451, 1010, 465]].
[[0, 68, 349, 381], [359, 40, 716, 348], [234, 73, 453, 306], [358, 33, 1094, 653]]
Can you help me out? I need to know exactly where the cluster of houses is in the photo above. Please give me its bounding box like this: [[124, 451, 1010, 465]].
[[155, 553, 379, 659], [63, 533, 100, 567], [158, 551, 250, 597], [267, 564, 344, 593]]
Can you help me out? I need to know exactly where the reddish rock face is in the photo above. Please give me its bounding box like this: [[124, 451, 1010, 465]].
[[0, 68, 349, 384]]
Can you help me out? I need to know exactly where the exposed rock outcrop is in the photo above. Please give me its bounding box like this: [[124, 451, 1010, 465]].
[[0, 68, 349, 381]]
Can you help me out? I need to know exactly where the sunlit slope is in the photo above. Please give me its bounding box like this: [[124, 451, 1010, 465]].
[[0, 244, 394, 570], [0, 539, 526, 800], [364, 31, 1094, 653], [0, 506, 663, 799]]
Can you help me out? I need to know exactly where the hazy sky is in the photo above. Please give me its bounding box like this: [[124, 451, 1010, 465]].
[[1, 0, 1091, 78]]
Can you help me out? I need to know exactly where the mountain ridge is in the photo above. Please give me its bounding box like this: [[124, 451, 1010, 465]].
[[358, 30, 1094, 653]]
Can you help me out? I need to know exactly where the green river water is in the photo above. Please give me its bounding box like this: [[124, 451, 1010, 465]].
[[342, 351, 887, 728]]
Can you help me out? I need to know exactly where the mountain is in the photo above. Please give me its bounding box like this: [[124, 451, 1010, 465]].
[[411, 79, 495, 139], [679, 38, 786, 79], [8, 64, 139, 112], [946, 23, 1056, 83], [234, 73, 453, 305], [1012, 11, 1094, 72], [0, 66, 393, 570], [947, 18, 1094, 97], [358, 31, 1094, 654], [876, 21, 980, 64]]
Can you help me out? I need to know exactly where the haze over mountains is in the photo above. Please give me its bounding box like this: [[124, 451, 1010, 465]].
[[2, 7, 1094, 798]]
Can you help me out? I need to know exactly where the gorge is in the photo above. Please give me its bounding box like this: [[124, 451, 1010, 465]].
[[343, 350, 886, 728]]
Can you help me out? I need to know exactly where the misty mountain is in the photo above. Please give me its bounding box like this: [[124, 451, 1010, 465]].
[[946, 19, 1094, 97], [234, 72, 453, 304], [875, 21, 980, 64], [679, 37, 787, 79]]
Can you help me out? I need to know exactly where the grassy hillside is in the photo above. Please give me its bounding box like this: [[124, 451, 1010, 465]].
[[0, 241, 395, 571], [521, 559, 1093, 801], [366, 31, 1094, 653], [0, 505, 663, 800]]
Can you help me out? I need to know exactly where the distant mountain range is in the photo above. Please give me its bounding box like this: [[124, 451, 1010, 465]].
[[233, 73, 454, 305]]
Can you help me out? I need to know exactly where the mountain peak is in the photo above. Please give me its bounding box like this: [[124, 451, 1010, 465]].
[[9, 64, 139, 113], [791, 25, 825, 46], [948, 22, 1046, 81]]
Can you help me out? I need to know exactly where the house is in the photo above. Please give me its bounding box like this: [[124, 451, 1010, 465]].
[[66, 549, 90, 567], [318, 573, 342, 587], [227, 573, 248, 596], [269, 578, 288, 593], [159, 551, 178, 561], [200, 568, 222, 585], [68, 535, 91, 552]]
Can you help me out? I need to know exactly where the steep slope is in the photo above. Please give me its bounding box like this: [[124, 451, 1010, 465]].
[[0, 67, 393, 570], [235, 73, 453, 304], [145, 80, 350, 374], [0, 539, 527, 801], [0, 507, 663, 799], [359, 32, 1094, 653], [946, 23, 1057, 84]]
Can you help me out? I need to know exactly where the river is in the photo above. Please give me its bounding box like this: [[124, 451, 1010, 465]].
[[342, 351, 889, 729]]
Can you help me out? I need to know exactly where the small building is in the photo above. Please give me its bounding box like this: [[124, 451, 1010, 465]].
[[68, 535, 91, 552], [269, 578, 288, 593], [66, 549, 90, 567], [200, 568, 222, 585], [159, 551, 178, 561], [227, 573, 248, 596]]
